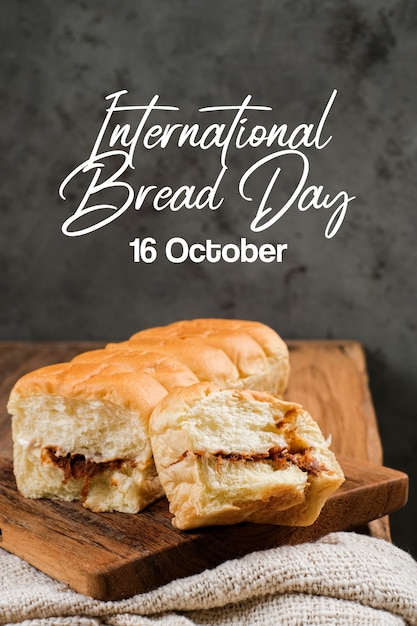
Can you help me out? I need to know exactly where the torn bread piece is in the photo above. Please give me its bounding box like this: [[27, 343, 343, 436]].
[[7, 355, 189, 513], [149, 383, 345, 530]]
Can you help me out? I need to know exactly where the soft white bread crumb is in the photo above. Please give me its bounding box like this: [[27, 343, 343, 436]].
[[149, 383, 345, 529], [9, 366, 169, 512]]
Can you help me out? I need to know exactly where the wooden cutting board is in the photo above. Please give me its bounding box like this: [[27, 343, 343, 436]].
[[0, 455, 408, 600], [0, 340, 409, 600]]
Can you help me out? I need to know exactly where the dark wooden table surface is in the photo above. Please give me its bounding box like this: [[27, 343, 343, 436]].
[[0, 339, 392, 541]]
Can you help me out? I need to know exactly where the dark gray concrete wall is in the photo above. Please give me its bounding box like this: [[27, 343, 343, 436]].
[[1, 0, 417, 556]]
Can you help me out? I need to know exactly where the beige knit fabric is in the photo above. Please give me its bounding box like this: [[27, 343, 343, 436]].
[[0, 532, 416, 626]]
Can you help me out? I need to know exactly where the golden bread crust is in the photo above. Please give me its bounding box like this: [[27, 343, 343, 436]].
[[10, 361, 169, 419], [129, 318, 290, 394], [72, 349, 200, 392]]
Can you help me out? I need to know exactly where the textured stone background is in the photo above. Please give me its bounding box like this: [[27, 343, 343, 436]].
[[1, 0, 416, 556]]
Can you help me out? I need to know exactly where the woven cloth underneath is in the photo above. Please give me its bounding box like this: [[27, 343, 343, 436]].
[[0, 532, 416, 626]]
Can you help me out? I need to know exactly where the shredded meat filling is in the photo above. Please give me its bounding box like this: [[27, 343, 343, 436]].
[[171, 446, 325, 475], [41, 447, 135, 501]]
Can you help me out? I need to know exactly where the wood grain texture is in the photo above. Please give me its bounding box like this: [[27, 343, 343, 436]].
[[284, 341, 391, 541], [0, 456, 408, 600], [284, 341, 383, 465]]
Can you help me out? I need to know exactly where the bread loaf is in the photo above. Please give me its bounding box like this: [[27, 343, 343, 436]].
[[150, 383, 345, 529], [8, 319, 291, 514]]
